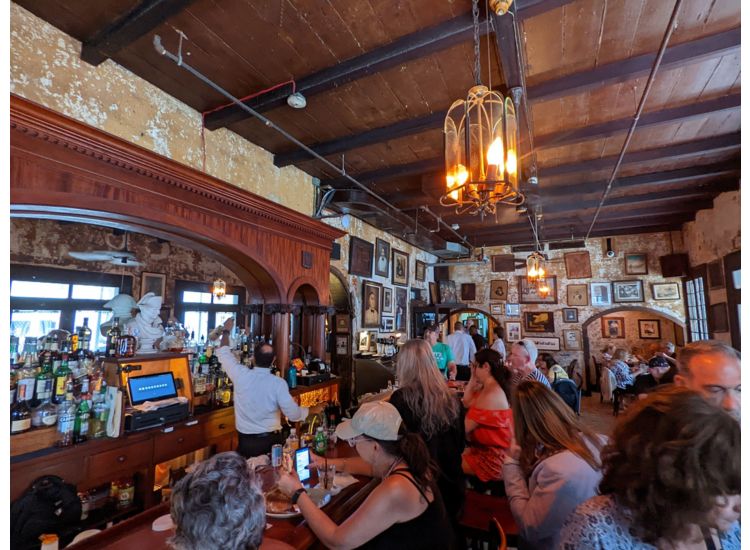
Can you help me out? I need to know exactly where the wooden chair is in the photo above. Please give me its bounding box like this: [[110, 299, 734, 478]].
[[489, 517, 508, 550], [458, 489, 518, 550]]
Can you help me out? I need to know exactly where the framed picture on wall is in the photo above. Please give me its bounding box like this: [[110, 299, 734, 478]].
[[490, 280, 509, 301], [562, 308, 578, 323], [428, 282, 438, 305], [601, 317, 625, 339], [490, 304, 503, 315], [491, 254, 516, 272], [613, 280, 644, 303], [461, 283, 476, 302], [564, 251, 592, 279], [506, 321, 522, 342], [392, 249, 409, 286], [652, 282, 680, 300], [368, 331, 378, 352], [524, 311, 555, 333], [334, 315, 350, 334], [506, 303, 520, 317], [638, 319, 661, 339], [140, 272, 166, 299], [438, 280, 459, 304], [415, 260, 427, 282], [394, 287, 408, 333], [590, 282, 612, 306], [530, 336, 561, 351], [381, 317, 395, 332], [335, 335, 349, 355], [362, 280, 382, 328], [358, 331, 370, 352], [707, 260, 725, 290], [349, 237, 374, 277], [382, 287, 393, 314], [624, 252, 648, 275], [567, 284, 589, 306], [518, 276, 558, 304], [374, 238, 390, 277], [563, 330, 582, 350]]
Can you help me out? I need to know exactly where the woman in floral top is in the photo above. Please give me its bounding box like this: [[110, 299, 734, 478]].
[[608, 348, 634, 390], [558, 386, 740, 549]]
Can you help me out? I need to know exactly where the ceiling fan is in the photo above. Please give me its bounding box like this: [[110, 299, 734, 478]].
[[69, 232, 143, 267]]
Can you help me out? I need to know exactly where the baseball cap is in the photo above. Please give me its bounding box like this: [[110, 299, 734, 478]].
[[648, 356, 670, 369], [517, 338, 538, 365], [335, 401, 403, 442]]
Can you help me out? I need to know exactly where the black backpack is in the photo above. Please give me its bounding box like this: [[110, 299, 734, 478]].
[[552, 378, 580, 415], [10, 475, 82, 550]]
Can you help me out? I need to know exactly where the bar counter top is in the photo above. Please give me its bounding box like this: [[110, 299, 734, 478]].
[[67, 442, 376, 550]]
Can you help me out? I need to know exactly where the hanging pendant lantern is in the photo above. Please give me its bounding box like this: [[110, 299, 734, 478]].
[[441, 0, 524, 218], [212, 278, 227, 299]]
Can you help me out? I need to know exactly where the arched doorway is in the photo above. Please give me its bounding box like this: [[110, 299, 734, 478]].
[[329, 267, 354, 408], [582, 306, 686, 392], [440, 307, 502, 345]]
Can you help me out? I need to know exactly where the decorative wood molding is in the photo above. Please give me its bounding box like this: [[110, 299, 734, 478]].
[[10, 95, 344, 247]]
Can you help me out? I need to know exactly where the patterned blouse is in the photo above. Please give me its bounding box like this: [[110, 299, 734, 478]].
[[609, 360, 634, 390], [557, 495, 741, 550]]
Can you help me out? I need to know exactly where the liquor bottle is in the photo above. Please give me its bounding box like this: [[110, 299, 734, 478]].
[[31, 392, 58, 429], [90, 400, 109, 439], [10, 335, 19, 367], [16, 361, 36, 404], [78, 318, 92, 353], [74, 398, 90, 443], [10, 366, 17, 406], [56, 384, 76, 447], [106, 318, 121, 358], [10, 384, 32, 434], [33, 356, 54, 405], [20, 339, 40, 371], [48, 332, 62, 372], [52, 358, 72, 405]]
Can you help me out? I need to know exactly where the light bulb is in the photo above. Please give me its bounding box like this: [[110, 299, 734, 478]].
[[487, 138, 504, 170], [506, 149, 517, 175]]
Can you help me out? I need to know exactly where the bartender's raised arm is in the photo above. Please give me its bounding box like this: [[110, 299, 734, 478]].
[[215, 318, 241, 379]]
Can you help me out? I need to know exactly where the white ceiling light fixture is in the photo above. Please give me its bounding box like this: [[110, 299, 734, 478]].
[[287, 92, 307, 109]]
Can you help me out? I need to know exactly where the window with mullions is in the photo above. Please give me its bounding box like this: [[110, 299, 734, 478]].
[[174, 280, 245, 343], [10, 265, 134, 351], [685, 276, 709, 342]]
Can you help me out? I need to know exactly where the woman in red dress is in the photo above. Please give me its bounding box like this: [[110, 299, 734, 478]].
[[461, 348, 513, 481]]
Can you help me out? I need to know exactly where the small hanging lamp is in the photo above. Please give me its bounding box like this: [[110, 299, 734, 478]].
[[212, 278, 227, 299]]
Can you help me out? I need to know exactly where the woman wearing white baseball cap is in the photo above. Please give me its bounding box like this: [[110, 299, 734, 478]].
[[278, 401, 455, 549]]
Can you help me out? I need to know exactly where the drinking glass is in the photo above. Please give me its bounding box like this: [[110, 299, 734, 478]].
[[316, 464, 336, 490]]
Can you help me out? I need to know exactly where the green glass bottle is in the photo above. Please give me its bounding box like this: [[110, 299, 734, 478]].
[[52, 354, 71, 405], [74, 398, 90, 444]]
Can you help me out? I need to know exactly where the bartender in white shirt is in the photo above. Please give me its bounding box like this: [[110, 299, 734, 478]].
[[216, 318, 312, 458], [445, 321, 476, 381]]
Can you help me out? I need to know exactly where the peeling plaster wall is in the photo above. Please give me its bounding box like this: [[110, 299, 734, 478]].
[[323, 215, 437, 342], [449, 232, 686, 368], [10, 3, 314, 215], [10, 219, 244, 307], [681, 191, 741, 267]]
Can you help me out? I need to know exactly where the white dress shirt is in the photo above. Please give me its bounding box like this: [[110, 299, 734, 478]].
[[490, 337, 506, 359], [445, 330, 476, 365], [215, 346, 308, 434]]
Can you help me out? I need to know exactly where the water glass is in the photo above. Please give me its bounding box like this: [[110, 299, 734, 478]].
[[317, 463, 336, 490], [327, 426, 338, 449]]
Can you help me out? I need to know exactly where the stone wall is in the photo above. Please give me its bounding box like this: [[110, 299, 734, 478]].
[[10, 3, 314, 215], [586, 310, 680, 361], [10, 219, 244, 307], [449, 232, 686, 368], [323, 215, 437, 344], [681, 191, 740, 267]]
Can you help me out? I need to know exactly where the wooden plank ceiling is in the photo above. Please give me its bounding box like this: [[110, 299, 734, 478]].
[[16, 0, 741, 253]]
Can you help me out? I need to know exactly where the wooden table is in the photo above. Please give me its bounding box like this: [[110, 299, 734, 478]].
[[66, 441, 376, 550]]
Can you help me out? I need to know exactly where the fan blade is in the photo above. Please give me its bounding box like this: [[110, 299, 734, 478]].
[[69, 251, 116, 261]]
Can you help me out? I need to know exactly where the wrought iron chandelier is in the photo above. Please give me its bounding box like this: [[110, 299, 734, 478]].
[[212, 278, 227, 299], [441, 0, 525, 219], [526, 250, 550, 298]]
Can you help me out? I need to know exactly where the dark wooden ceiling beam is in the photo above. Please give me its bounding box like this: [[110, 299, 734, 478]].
[[535, 93, 740, 150], [528, 28, 740, 102], [80, 0, 197, 66], [539, 132, 740, 178], [485, 222, 687, 246], [541, 161, 738, 198], [463, 201, 707, 238], [542, 178, 738, 214], [205, 14, 487, 130], [323, 158, 441, 189]]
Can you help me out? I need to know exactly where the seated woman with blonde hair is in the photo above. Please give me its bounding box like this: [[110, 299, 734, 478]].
[[503, 381, 604, 549], [461, 348, 513, 482]]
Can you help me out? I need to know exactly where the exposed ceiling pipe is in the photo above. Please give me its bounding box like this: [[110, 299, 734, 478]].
[[153, 35, 473, 252], [585, 0, 684, 239]]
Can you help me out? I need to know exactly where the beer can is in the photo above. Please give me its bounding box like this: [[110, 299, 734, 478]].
[[271, 444, 283, 468]]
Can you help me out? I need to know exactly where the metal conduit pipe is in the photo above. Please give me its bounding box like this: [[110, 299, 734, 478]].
[[153, 35, 474, 252], [585, 0, 684, 239]]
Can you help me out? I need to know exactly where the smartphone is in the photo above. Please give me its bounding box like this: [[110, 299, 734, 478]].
[[294, 447, 311, 483]]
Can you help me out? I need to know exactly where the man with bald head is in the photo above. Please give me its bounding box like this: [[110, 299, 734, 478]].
[[675, 340, 740, 421]]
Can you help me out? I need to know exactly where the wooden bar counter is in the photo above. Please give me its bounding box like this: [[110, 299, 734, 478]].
[[66, 441, 376, 550]]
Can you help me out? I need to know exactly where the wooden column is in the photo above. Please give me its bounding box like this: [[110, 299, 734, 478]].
[[271, 307, 291, 377], [312, 312, 326, 360]]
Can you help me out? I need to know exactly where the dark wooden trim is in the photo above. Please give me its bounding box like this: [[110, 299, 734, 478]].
[[535, 93, 741, 149], [723, 251, 741, 350], [543, 162, 738, 197], [528, 28, 740, 102], [80, 0, 198, 66], [274, 110, 445, 168], [205, 14, 485, 130], [539, 133, 741, 178], [514, 0, 578, 19]]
